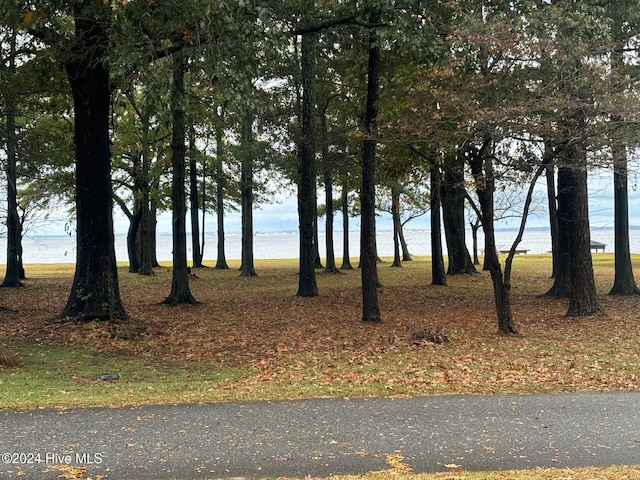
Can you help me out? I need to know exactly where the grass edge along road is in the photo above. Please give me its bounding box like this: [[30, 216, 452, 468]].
[[168, 466, 640, 479]]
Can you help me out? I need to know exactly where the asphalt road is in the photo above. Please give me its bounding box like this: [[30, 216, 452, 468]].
[[1, 392, 639, 479]]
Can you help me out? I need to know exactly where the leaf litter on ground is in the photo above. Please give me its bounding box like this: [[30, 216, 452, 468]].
[[1, 256, 640, 401]]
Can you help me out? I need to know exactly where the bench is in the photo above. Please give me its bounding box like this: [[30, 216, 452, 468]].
[[498, 248, 529, 255]]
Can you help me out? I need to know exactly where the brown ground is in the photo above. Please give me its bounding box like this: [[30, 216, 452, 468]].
[[1, 256, 639, 396]]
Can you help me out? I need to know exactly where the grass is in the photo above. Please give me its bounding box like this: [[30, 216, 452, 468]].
[[1, 255, 639, 478], [281, 467, 640, 479], [1, 255, 640, 409], [0, 344, 249, 409]]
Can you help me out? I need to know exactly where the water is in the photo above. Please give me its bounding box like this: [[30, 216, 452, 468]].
[[4, 227, 636, 265]]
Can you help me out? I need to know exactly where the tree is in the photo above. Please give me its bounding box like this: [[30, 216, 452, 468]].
[[360, 5, 381, 322], [430, 164, 446, 286], [340, 178, 354, 270], [390, 183, 402, 268], [296, 0, 319, 296], [563, 111, 602, 317], [188, 123, 204, 268], [609, 139, 640, 295], [111, 77, 170, 276], [163, 49, 197, 305], [545, 163, 571, 297], [1, 28, 21, 287], [214, 107, 230, 270], [239, 111, 257, 278], [441, 152, 476, 275], [319, 97, 341, 274], [56, 2, 126, 320], [547, 5, 606, 316], [543, 144, 560, 279], [607, 0, 640, 296]]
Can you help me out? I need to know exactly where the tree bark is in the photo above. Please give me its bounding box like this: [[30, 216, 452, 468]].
[[214, 120, 230, 270], [189, 125, 203, 268], [296, 10, 319, 296], [340, 182, 353, 270], [391, 184, 402, 267], [127, 206, 142, 273], [321, 110, 339, 274], [544, 144, 559, 279], [442, 153, 476, 275], [61, 3, 126, 320], [2, 30, 22, 288], [545, 165, 571, 296], [138, 97, 154, 276], [17, 215, 25, 280], [360, 9, 381, 322], [609, 129, 639, 295], [430, 166, 446, 286], [163, 50, 197, 305], [470, 220, 481, 266], [150, 194, 160, 268], [313, 190, 323, 269], [469, 142, 518, 334], [565, 130, 602, 316], [607, 0, 639, 295], [240, 112, 257, 277], [398, 221, 412, 261]]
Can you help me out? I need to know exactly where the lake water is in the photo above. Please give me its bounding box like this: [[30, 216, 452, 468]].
[[4, 227, 637, 265]]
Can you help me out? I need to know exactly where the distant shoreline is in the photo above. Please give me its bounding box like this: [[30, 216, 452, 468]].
[[25, 224, 637, 240]]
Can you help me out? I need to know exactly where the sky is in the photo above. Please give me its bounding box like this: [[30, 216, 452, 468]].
[[36, 166, 640, 238]]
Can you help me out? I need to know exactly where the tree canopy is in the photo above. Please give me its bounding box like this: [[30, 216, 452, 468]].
[[1, 0, 639, 329]]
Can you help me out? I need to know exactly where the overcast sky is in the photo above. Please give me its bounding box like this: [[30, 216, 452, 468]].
[[35, 167, 639, 238]]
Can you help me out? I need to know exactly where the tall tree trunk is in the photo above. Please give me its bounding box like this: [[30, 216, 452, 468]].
[[322, 111, 339, 274], [17, 214, 25, 280], [150, 195, 160, 268], [391, 184, 402, 267], [469, 141, 518, 334], [360, 9, 381, 322], [2, 30, 21, 288], [163, 50, 197, 305], [544, 144, 559, 279], [607, 0, 638, 295], [565, 121, 602, 316], [297, 8, 319, 296], [117, 153, 142, 274], [340, 182, 353, 270], [430, 166, 446, 286], [398, 221, 412, 261], [214, 120, 229, 270], [545, 165, 571, 296], [240, 112, 257, 277], [61, 4, 126, 320], [470, 220, 480, 266], [201, 170, 206, 262], [126, 206, 142, 273], [609, 138, 639, 295], [442, 153, 476, 275], [189, 125, 203, 268], [313, 192, 323, 269], [139, 97, 154, 276]]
